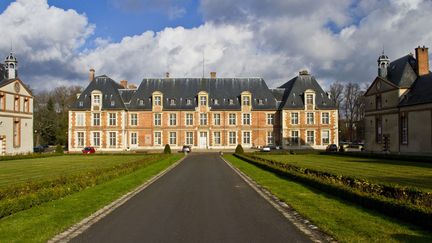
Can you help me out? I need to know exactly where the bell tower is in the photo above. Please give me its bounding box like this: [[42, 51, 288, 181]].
[[377, 50, 389, 79], [4, 52, 18, 79]]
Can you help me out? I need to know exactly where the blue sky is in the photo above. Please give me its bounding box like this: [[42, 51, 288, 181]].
[[0, 0, 431, 90]]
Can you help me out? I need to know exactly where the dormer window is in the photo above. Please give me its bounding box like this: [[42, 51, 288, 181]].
[[214, 99, 219, 105], [306, 94, 313, 105], [257, 99, 264, 105], [170, 99, 176, 106], [200, 96, 207, 106], [154, 96, 161, 106], [304, 89, 315, 109], [139, 100, 144, 106], [93, 95, 101, 105], [186, 99, 191, 105], [79, 101, 83, 107], [229, 99, 234, 105], [241, 91, 252, 108], [111, 101, 115, 106], [198, 91, 209, 107], [242, 96, 250, 106]]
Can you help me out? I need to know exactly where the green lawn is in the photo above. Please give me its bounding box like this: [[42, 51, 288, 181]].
[[225, 154, 432, 242], [0, 154, 153, 188], [254, 154, 432, 191], [0, 154, 182, 242]]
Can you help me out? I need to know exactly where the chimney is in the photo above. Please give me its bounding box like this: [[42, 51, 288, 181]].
[[89, 68, 95, 81], [120, 80, 128, 89], [165, 72, 170, 78], [415, 46, 429, 76], [210, 72, 216, 79]]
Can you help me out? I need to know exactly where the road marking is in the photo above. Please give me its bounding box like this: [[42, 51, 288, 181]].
[[221, 155, 337, 243], [49, 155, 187, 243]]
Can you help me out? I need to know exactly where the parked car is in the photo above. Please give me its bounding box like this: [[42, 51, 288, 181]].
[[33, 145, 45, 153], [182, 145, 191, 153], [326, 144, 338, 152], [261, 146, 271, 152], [82, 147, 96, 154], [346, 144, 364, 152]]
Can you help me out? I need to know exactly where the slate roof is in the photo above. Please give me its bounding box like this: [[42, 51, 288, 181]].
[[128, 78, 277, 110], [276, 74, 335, 110], [399, 72, 432, 106], [71, 75, 126, 110], [385, 54, 417, 88]]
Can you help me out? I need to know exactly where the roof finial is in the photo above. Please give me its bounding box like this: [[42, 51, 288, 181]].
[[382, 44, 385, 55]]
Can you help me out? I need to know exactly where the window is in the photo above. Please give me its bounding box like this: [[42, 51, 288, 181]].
[[24, 99, 29, 112], [200, 96, 207, 106], [322, 130, 330, 145], [109, 113, 117, 126], [154, 113, 161, 126], [307, 131, 315, 145], [214, 99, 219, 105], [93, 132, 100, 147], [291, 112, 299, 124], [229, 113, 236, 125], [321, 112, 329, 124], [77, 132, 84, 147], [186, 132, 193, 145], [242, 96, 250, 106], [213, 113, 221, 126], [93, 94, 101, 105], [243, 113, 251, 125], [376, 95, 382, 110], [291, 131, 299, 145], [186, 99, 192, 105], [376, 118, 382, 143], [267, 131, 274, 145], [401, 115, 408, 145], [243, 132, 251, 144], [267, 114, 274, 125], [110, 101, 115, 106], [109, 132, 116, 147], [257, 99, 264, 105], [169, 99, 176, 105], [229, 132, 237, 145], [306, 94, 314, 105], [0, 94, 4, 110], [200, 113, 207, 125], [130, 132, 138, 145], [186, 113, 193, 126], [154, 132, 162, 145], [13, 119, 20, 147], [169, 132, 177, 145], [130, 114, 138, 126], [154, 96, 162, 106], [229, 99, 234, 105], [307, 112, 314, 124], [214, 132, 221, 145], [169, 113, 177, 126], [139, 100, 144, 106], [92, 113, 100, 126], [14, 96, 19, 112], [76, 113, 85, 126]]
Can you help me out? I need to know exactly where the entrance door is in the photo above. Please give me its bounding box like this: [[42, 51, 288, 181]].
[[199, 132, 208, 149]]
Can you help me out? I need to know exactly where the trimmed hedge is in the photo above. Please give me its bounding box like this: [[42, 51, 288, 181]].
[[234, 153, 432, 229], [164, 144, 171, 154], [0, 155, 168, 218], [320, 151, 432, 163], [235, 144, 244, 154]]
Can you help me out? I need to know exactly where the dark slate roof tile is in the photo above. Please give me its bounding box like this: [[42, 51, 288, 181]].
[[399, 72, 432, 106], [386, 54, 417, 88]]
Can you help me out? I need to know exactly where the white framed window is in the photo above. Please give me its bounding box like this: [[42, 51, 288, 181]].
[[130, 132, 138, 145], [186, 113, 193, 126], [229, 99, 234, 105], [242, 113, 251, 125], [185, 132, 193, 145], [76, 113, 85, 126], [307, 131, 315, 145], [291, 112, 299, 125], [109, 132, 117, 147], [229, 131, 237, 145], [321, 130, 330, 145], [109, 113, 117, 126], [92, 132, 100, 147], [306, 94, 314, 105], [169, 99, 176, 106], [213, 113, 221, 126], [229, 113, 236, 125], [242, 96, 250, 106], [267, 131, 274, 145], [93, 94, 101, 105], [169, 132, 177, 145], [200, 96, 207, 106], [200, 113, 207, 125], [214, 99, 219, 105], [77, 132, 85, 147], [154, 96, 161, 106], [267, 114, 274, 125], [321, 112, 329, 124], [307, 112, 314, 124], [169, 113, 177, 126], [92, 113, 100, 126], [291, 130, 299, 145], [186, 99, 192, 105], [154, 113, 161, 126], [154, 132, 162, 145], [130, 113, 138, 126], [243, 131, 251, 144], [213, 132, 221, 145]]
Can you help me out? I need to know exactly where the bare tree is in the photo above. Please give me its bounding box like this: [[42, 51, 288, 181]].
[[343, 82, 364, 142], [328, 81, 344, 120]]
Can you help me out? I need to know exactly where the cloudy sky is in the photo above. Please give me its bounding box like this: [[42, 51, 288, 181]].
[[0, 0, 431, 91]]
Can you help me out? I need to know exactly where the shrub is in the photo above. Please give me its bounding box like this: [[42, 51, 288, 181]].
[[55, 145, 63, 154], [163, 144, 171, 154], [235, 144, 244, 154]]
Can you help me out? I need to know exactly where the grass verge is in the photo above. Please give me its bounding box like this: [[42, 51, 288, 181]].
[[224, 154, 432, 243], [0, 154, 182, 243]]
